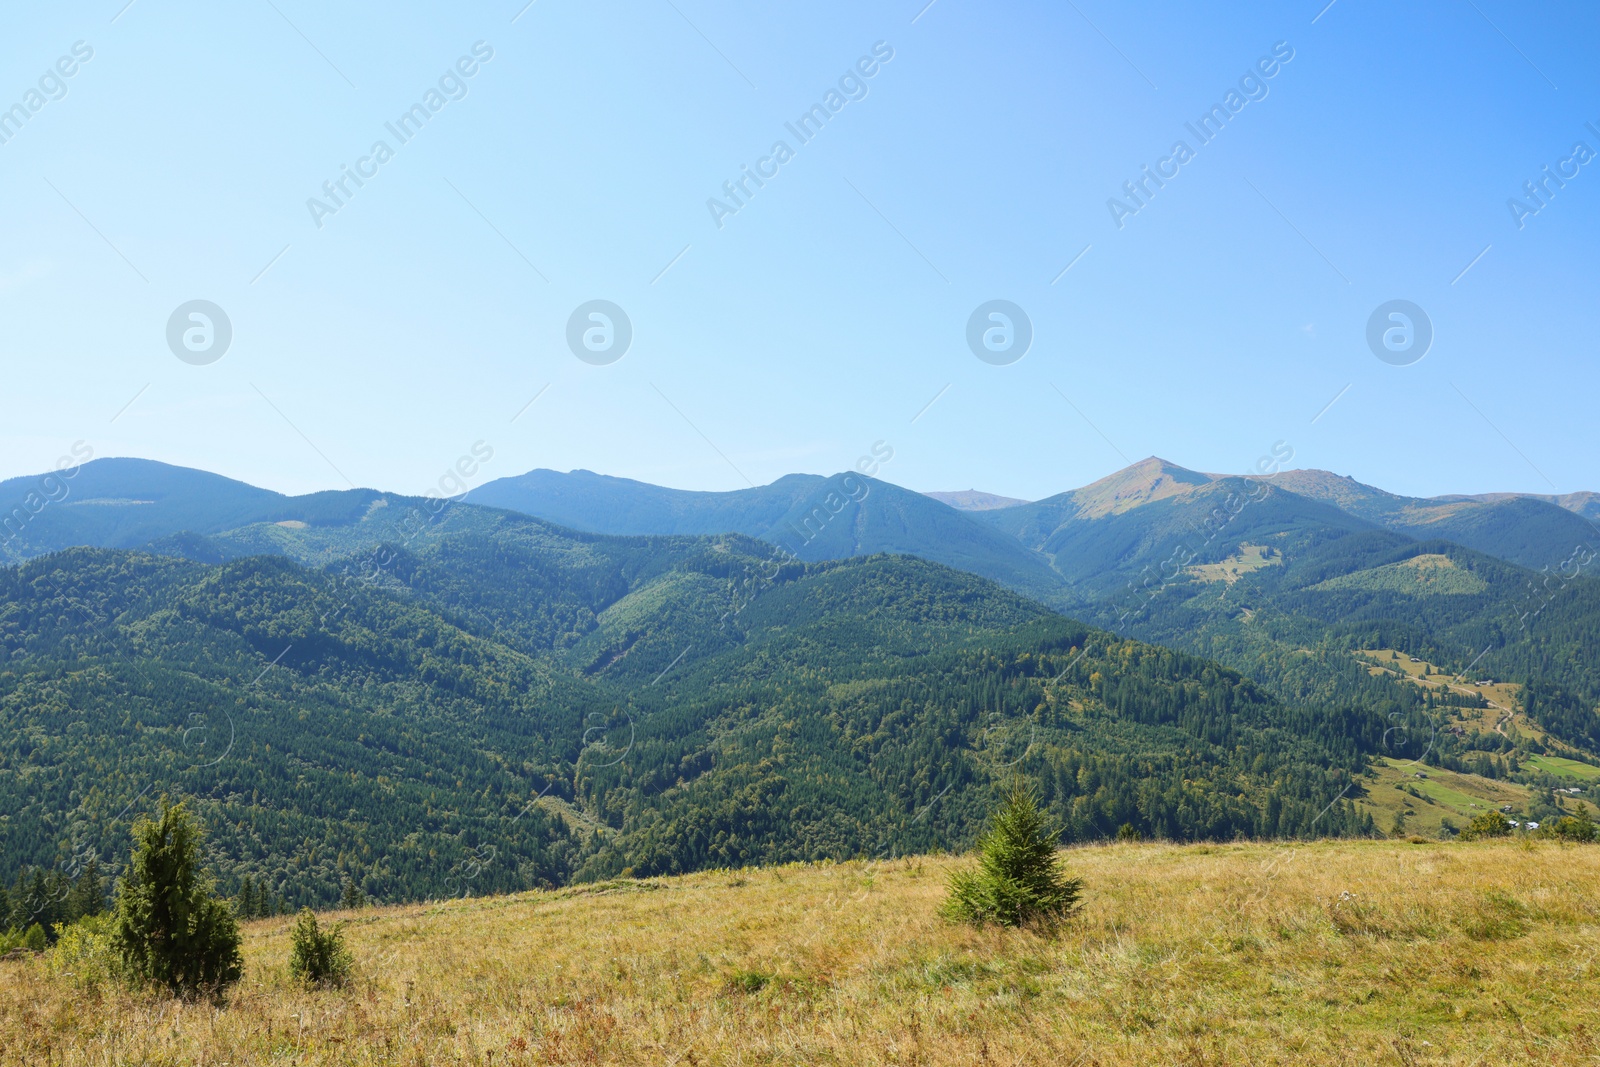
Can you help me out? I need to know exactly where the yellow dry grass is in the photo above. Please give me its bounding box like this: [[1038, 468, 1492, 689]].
[[4, 839, 1600, 1065], [1186, 543, 1281, 585]]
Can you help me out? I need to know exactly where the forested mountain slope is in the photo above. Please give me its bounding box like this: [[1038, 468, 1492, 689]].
[[0, 528, 1380, 910], [467, 468, 1071, 603], [7, 455, 1600, 916]]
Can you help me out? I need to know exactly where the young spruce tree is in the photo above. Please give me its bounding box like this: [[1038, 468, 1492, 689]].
[[288, 908, 353, 987], [943, 777, 1083, 929], [111, 798, 242, 997]]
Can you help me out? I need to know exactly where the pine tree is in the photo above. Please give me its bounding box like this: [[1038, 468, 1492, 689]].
[[24, 870, 47, 926], [340, 876, 367, 910], [66, 858, 105, 921], [111, 797, 243, 997], [237, 877, 256, 920], [44, 869, 71, 929], [3, 871, 24, 931], [19, 869, 66, 937], [942, 777, 1083, 929]]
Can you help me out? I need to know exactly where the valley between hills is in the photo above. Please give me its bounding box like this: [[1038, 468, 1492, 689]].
[[0, 454, 1597, 905]]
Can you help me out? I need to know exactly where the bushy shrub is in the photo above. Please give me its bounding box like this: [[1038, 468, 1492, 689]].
[[288, 909, 353, 987], [111, 798, 243, 997], [1544, 813, 1597, 842], [942, 778, 1083, 929], [47, 914, 123, 989], [1458, 810, 1513, 841]]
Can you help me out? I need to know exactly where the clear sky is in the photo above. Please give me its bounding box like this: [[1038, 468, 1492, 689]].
[[2, 0, 1596, 501]]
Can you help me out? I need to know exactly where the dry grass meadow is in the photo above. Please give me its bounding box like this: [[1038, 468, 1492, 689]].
[[4, 839, 1600, 1065]]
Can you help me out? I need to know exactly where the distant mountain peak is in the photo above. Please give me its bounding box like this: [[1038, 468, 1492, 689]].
[[1067, 456, 1212, 518], [922, 489, 1030, 511]]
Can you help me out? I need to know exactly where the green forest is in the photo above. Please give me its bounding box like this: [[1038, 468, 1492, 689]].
[[5, 463, 1600, 919], [2, 516, 1383, 913]]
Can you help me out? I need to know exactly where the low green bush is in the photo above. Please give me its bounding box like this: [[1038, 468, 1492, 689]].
[[47, 914, 123, 989], [1458, 810, 1513, 841]]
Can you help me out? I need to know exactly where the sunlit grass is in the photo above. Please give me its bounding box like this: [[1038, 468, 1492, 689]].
[[3, 839, 1598, 1065], [1528, 754, 1600, 782]]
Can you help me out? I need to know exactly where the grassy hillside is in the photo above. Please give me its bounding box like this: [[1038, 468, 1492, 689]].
[[1359, 758, 1537, 838], [7, 839, 1599, 1065]]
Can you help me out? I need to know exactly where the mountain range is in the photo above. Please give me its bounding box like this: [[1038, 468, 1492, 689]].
[[7, 453, 1593, 585], [2, 453, 1597, 910], [476, 456, 1600, 578], [465, 457, 1600, 714]]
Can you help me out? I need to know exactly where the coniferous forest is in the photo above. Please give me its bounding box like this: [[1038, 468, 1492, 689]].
[[4, 461, 1599, 921], [1, 507, 1386, 914]]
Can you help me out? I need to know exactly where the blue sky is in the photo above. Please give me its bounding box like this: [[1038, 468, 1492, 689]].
[[2, 0, 1596, 501]]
